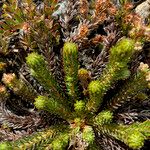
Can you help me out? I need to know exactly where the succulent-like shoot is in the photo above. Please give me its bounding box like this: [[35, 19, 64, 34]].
[[0, 142, 12, 150], [0, 125, 67, 150], [78, 68, 90, 80], [135, 120, 150, 137], [109, 38, 135, 65], [82, 126, 95, 144], [63, 42, 78, 101], [78, 68, 91, 95], [87, 80, 102, 112], [26, 53, 65, 104], [95, 110, 113, 126], [49, 132, 69, 150], [87, 38, 135, 112], [2, 73, 36, 101], [126, 119, 150, 149], [34, 96, 71, 120], [127, 131, 145, 149], [74, 100, 86, 116], [107, 62, 150, 111], [98, 120, 150, 149], [26, 52, 47, 71]]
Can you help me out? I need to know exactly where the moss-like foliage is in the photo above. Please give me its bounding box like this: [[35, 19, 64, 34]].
[[0, 0, 150, 150], [63, 42, 78, 101]]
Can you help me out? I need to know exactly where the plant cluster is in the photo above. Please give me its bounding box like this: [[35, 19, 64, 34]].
[[0, 0, 150, 150]]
